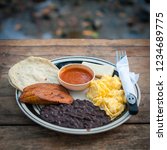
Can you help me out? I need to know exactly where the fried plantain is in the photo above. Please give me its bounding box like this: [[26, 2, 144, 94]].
[[20, 83, 73, 104]]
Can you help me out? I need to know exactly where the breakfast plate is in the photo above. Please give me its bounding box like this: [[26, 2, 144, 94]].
[[15, 56, 141, 135]]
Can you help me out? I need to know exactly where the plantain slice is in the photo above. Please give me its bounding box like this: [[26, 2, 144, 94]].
[[20, 83, 73, 104], [23, 83, 69, 93]]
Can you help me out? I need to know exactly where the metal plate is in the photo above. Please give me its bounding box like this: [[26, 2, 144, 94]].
[[15, 56, 141, 135]]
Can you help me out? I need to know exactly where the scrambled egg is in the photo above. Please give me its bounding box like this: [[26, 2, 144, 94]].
[[87, 75, 126, 119]]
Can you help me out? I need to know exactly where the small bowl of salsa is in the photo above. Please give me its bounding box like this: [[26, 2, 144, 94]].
[[58, 64, 95, 91]]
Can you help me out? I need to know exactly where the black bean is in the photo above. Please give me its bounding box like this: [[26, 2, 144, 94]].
[[40, 99, 111, 129]]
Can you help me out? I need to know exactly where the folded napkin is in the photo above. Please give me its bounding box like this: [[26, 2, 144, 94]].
[[116, 55, 139, 98]]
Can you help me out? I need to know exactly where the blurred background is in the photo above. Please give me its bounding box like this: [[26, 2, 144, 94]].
[[0, 0, 150, 39]]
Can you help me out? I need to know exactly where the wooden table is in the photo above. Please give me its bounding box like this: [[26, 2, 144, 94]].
[[0, 39, 150, 150]]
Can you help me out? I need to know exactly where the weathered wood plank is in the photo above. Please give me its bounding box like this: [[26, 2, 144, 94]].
[[0, 46, 150, 57], [0, 57, 149, 75], [0, 124, 149, 150], [0, 93, 149, 125], [0, 39, 150, 47], [138, 73, 149, 94]]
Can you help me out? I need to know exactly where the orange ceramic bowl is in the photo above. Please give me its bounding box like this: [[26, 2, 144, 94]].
[[58, 64, 95, 91]]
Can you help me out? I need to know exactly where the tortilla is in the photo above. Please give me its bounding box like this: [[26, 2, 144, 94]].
[[8, 56, 59, 91]]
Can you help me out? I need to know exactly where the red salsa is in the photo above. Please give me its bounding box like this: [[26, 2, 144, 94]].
[[60, 68, 93, 84]]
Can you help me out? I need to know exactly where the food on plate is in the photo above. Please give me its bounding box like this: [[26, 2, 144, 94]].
[[82, 62, 115, 78], [58, 64, 95, 91], [87, 75, 126, 119], [8, 54, 139, 134], [8, 56, 59, 91], [20, 83, 73, 104], [40, 99, 111, 129]]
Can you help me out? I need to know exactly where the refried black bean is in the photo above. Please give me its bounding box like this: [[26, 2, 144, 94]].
[[40, 99, 111, 129]]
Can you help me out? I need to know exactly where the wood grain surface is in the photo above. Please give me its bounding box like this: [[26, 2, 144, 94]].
[[0, 39, 150, 150]]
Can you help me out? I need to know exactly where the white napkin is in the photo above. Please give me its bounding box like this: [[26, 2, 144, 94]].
[[116, 55, 139, 97]]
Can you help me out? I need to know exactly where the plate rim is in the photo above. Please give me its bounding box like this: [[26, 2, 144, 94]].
[[15, 56, 141, 135]]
